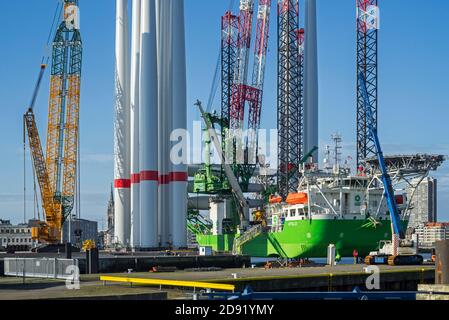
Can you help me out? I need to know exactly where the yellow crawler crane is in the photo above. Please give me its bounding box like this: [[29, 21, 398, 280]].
[[24, 1, 82, 244]]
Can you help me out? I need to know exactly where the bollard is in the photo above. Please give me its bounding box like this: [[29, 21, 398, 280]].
[[327, 244, 336, 266], [65, 243, 72, 259], [435, 240, 449, 285], [86, 248, 99, 274]]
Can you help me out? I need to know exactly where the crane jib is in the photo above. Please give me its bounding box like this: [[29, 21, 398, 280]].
[[358, 72, 404, 239]]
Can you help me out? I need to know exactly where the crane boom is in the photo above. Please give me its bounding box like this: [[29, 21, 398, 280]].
[[29, 65, 47, 111], [251, 0, 271, 91], [361, 72, 423, 266], [24, 64, 62, 242], [246, 0, 271, 165], [195, 100, 250, 228], [229, 0, 255, 132], [24, 110, 62, 241], [235, 0, 255, 87], [359, 72, 403, 239]]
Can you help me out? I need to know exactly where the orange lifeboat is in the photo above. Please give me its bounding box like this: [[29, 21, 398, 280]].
[[286, 192, 308, 205], [269, 195, 282, 204]]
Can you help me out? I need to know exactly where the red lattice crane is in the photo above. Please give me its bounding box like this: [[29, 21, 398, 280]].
[[226, 0, 271, 168]]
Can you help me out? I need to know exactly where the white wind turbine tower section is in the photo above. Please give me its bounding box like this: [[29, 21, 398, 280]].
[[170, 0, 188, 248], [130, 0, 142, 249], [117, 0, 188, 249], [114, 0, 131, 247], [156, 0, 173, 247], [139, 0, 159, 248]]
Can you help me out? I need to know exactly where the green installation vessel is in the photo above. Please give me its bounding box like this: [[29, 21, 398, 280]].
[[193, 172, 408, 260]]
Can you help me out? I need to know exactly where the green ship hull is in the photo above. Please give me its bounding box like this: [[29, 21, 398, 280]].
[[196, 218, 397, 258]]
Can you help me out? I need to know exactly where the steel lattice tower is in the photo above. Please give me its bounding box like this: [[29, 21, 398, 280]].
[[277, 0, 301, 198], [229, 0, 255, 132], [356, 0, 378, 169], [247, 0, 271, 165], [219, 1, 272, 191], [297, 27, 305, 154], [221, 12, 239, 154], [46, 0, 82, 221]]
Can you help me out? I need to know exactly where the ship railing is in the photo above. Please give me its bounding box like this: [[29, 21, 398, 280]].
[[232, 224, 264, 254]]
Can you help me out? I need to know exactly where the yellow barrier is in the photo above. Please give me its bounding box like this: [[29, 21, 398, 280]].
[[100, 276, 235, 292]]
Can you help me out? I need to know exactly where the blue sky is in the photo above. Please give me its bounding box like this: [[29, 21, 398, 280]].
[[0, 0, 448, 227]]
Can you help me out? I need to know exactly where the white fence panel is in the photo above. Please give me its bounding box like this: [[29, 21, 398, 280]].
[[3, 258, 79, 280]]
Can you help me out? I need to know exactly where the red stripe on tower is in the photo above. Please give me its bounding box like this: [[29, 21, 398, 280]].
[[140, 170, 159, 181], [114, 179, 131, 189], [131, 173, 141, 184], [170, 172, 188, 182], [159, 174, 170, 185]]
